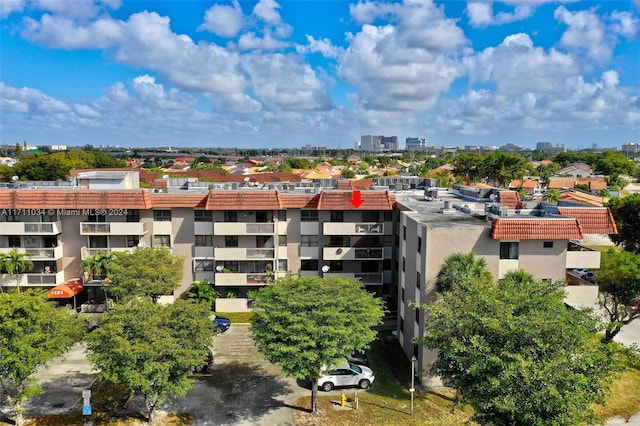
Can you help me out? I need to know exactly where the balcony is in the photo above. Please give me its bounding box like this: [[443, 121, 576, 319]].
[[213, 223, 274, 235], [323, 222, 386, 235], [80, 222, 147, 236], [215, 273, 269, 286], [0, 246, 63, 260], [214, 248, 275, 261], [0, 221, 62, 235], [81, 246, 136, 260], [566, 243, 601, 270], [0, 271, 65, 287], [323, 272, 383, 285], [323, 247, 384, 261]]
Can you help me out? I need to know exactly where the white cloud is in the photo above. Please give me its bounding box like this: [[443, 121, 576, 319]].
[[198, 1, 244, 38], [296, 35, 342, 58], [554, 6, 611, 63], [21, 13, 126, 48], [610, 11, 639, 38], [236, 31, 289, 51], [0, 82, 69, 114], [252, 0, 292, 39], [465, 0, 556, 28], [32, 0, 121, 19], [349, 0, 398, 25], [0, 0, 26, 18], [242, 53, 332, 111]]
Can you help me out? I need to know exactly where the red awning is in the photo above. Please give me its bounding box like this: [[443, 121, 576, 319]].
[[48, 278, 84, 299]]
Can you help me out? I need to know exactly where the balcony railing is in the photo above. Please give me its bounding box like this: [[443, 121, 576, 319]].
[[80, 222, 147, 235], [323, 246, 384, 260], [81, 246, 136, 260], [0, 221, 62, 235], [323, 272, 383, 285], [323, 222, 386, 235], [215, 272, 269, 286], [0, 246, 63, 260], [566, 244, 601, 270], [213, 222, 274, 235], [1, 271, 65, 286], [214, 248, 275, 261]]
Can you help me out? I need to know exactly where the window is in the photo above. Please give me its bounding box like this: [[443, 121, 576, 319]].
[[330, 260, 343, 271], [126, 210, 140, 222], [361, 261, 379, 273], [329, 236, 346, 247], [416, 271, 421, 289], [403, 225, 407, 240], [415, 308, 420, 324], [384, 211, 392, 221], [153, 210, 171, 222], [301, 259, 318, 271], [194, 210, 212, 222], [195, 235, 213, 247], [225, 236, 238, 247], [362, 211, 378, 222], [224, 211, 237, 222], [278, 259, 288, 271], [8, 236, 21, 247], [277, 210, 286, 221], [402, 256, 406, 272], [301, 235, 318, 246], [500, 242, 519, 259], [278, 235, 287, 246], [543, 241, 553, 248], [383, 259, 391, 270], [417, 236, 422, 253], [153, 235, 171, 248], [330, 211, 344, 222], [256, 235, 273, 248], [401, 287, 405, 302], [256, 211, 268, 223], [42, 212, 58, 222], [301, 210, 318, 222], [194, 259, 214, 271], [88, 213, 106, 222], [126, 235, 139, 247]]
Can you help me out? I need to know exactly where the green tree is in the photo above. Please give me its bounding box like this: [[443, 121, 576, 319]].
[[607, 193, 640, 253], [0, 290, 83, 426], [435, 252, 493, 292], [187, 279, 219, 310], [1, 248, 34, 293], [12, 153, 72, 181], [86, 299, 213, 423], [450, 152, 485, 184], [597, 249, 640, 343], [543, 189, 561, 204], [594, 150, 636, 178], [107, 247, 184, 303], [81, 251, 115, 281], [250, 275, 384, 413], [341, 168, 355, 178], [423, 268, 621, 426], [535, 162, 560, 187], [485, 153, 528, 188]]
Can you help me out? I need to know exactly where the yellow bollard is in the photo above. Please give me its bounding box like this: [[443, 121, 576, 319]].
[[341, 392, 347, 407]]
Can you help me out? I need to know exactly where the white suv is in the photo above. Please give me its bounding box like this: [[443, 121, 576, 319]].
[[317, 362, 375, 392]]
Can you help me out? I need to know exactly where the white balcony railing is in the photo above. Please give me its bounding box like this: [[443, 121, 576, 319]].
[[213, 222, 274, 235], [80, 222, 147, 235], [0, 271, 65, 287], [566, 249, 601, 270], [80, 246, 136, 260], [323, 222, 386, 235], [215, 273, 269, 286], [0, 246, 64, 260], [323, 247, 384, 261], [0, 221, 62, 235], [323, 272, 383, 285], [214, 248, 275, 261]]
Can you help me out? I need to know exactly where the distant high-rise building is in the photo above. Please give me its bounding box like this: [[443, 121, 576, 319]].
[[536, 142, 567, 153], [381, 136, 399, 151], [501, 143, 523, 152], [621, 142, 640, 158], [358, 135, 382, 151], [406, 137, 427, 151]]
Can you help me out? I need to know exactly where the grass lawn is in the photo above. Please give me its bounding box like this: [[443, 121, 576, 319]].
[[594, 346, 640, 421]]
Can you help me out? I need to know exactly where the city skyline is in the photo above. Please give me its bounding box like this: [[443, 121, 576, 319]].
[[1, 0, 639, 149]]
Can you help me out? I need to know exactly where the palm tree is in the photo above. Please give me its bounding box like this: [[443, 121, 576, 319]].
[[543, 189, 560, 204], [82, 252, 114, 281], [187, 279, 219, 311], [436, 252, 493, 293], [3, 248, 34, 293]]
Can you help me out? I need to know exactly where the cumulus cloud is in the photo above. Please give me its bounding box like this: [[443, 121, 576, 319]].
[[198, 1, 244, 38], [340, 0, 467, 111], [0, 82, 69, 114], [554, 6, 611, 63], [296, 35, 342, 59], [0, 0, 26, 18], [465, 1, 575, 28]]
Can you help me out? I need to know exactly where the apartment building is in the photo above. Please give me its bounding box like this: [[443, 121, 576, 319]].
[[0, 171, 616, 385]]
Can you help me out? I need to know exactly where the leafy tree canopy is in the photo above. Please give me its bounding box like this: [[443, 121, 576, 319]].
[[107, 247, 184, 303], [424, 265, 622, 426], [187, 279, 219, 310], [86, 299, 213, 423], [607, 193, 640, 254], [597, 249, 640, 342], [0, 291, 83, 426], [11, 153, 72, 181], [250, 275, 384, 412], [594, 150, 636, 177], [435, 252, 493, 292]]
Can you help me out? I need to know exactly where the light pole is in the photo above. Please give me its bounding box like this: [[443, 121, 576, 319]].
[[410, 355, 417, 415]]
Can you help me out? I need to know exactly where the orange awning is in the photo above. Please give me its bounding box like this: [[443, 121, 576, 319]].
[[48, 278, 84, 299]]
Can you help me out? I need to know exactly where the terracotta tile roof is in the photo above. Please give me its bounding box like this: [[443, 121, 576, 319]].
[[498, 191, 521, 209], [149, 193, 208, 208], [205, 191, 282, 210], [317, 191, 394, 210], [280, 194, 319, 209], [557, 207, 618, 234], [0, 190, 153, 209], [548, 177, 576, 189], [491, 218, 583, 240], [558, 191, 603, 206]]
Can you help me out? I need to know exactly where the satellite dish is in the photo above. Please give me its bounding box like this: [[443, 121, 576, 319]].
[[216, 265, 224, 272], [321, 265, 330, 273], [137, 241, 146, 248], [11, 176, 18, 181]]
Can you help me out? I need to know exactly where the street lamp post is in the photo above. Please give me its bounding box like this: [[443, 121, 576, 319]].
[[410, 355, 417, 415]]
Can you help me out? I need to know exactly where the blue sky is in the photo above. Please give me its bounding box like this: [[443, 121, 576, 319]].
[[1, 0, 639, 150]]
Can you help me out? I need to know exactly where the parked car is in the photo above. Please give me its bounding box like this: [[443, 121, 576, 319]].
[[212, 315, 231, 334], [318, 362, 375, 392], [572, 268, 596, 282], [194, 347, 214, 373]]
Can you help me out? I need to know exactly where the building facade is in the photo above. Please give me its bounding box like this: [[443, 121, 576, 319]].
[[0, 171, 616, 386]]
